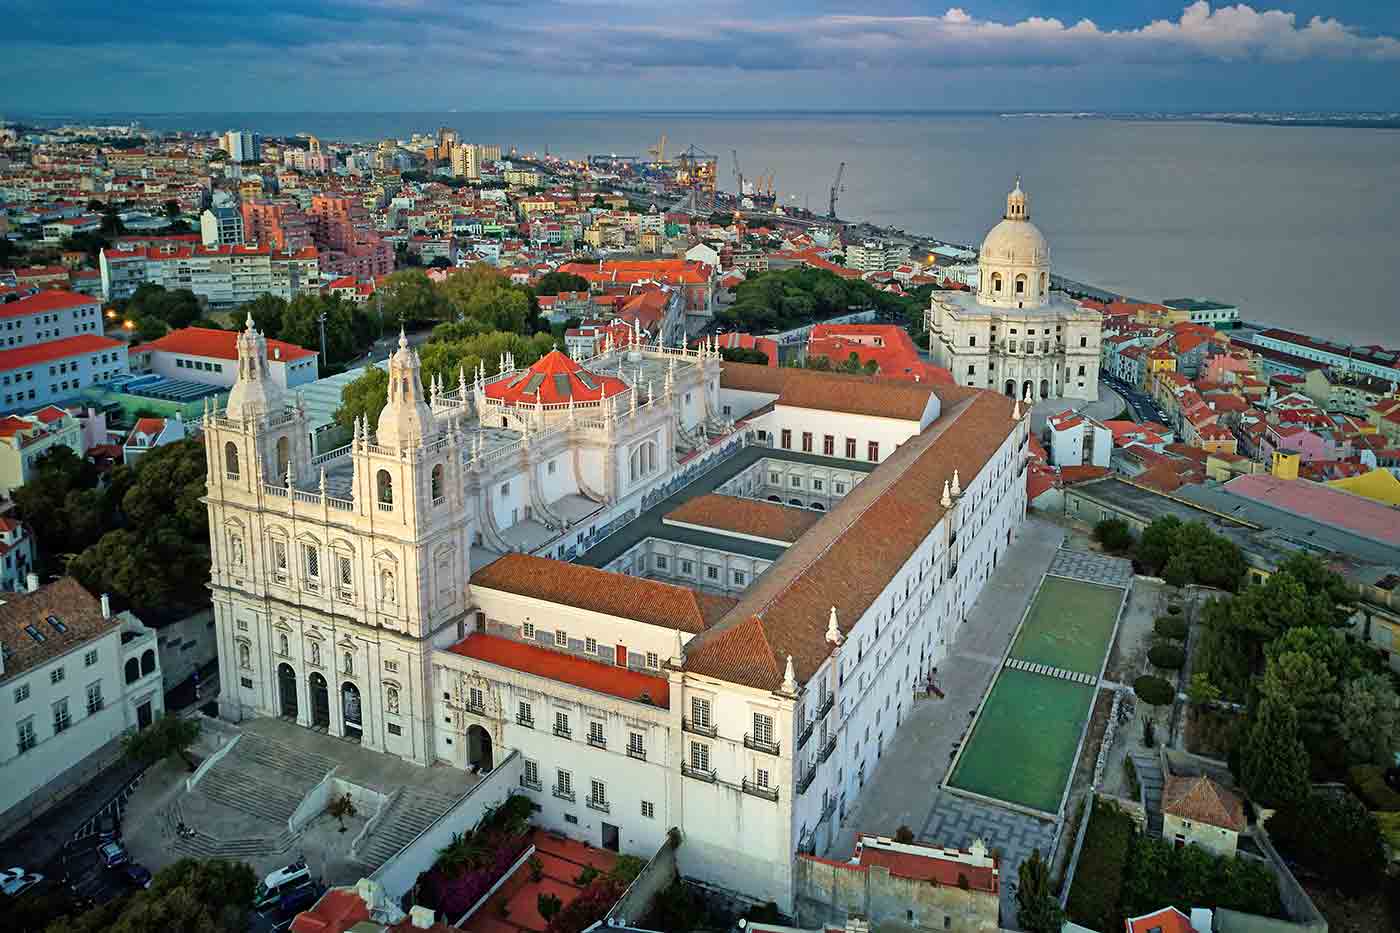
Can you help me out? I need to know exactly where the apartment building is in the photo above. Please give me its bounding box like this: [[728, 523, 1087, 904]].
[[99, 243, 320, 307], [0, 405, 84, 496], [0, 290, 105, 350], [0, 335, 129, 414]]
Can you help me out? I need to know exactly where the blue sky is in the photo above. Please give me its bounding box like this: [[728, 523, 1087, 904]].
[[3, 1, 1398, 113]]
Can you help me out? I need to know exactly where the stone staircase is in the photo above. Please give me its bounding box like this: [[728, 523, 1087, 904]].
[[165, 796, 297, 861], [1131, 752, 1166, 835], [193, 732, 339, 826], [353, 787, 463, 872]]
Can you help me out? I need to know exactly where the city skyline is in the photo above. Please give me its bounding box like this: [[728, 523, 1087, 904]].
[[4, 1, 1400, 114]]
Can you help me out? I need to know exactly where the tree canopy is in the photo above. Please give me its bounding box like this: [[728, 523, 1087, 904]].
[[125, 283, 203, 333], [533, 270, 590, 296], [59, 857, 257, 933], [1135, 516, 1245, 590], [717, 266, 915, 333], [235, 292, 383, 367]]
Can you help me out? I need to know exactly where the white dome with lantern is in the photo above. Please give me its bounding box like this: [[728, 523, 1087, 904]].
[[976, 178, 1050, 309]]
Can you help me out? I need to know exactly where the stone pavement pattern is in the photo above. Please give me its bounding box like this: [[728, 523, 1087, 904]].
[[1047, 548, 1135, 589], [823, 515, 1071, 922]]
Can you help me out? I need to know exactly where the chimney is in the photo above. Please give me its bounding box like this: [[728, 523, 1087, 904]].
[[274, 346, 282, 360], [409, 906, 436, 929], [26, 572, 39, 593], [101, 593, 112, 619]]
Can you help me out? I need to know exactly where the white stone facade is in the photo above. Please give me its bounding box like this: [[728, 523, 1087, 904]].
[[929, 181, 1103, 402]]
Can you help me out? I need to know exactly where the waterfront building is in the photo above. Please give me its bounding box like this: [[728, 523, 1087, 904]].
[[202, 314, 1030, 912], [1162, 298, 1239, 329], [928, 180, 1102, 402], [1249, 328, 1400, 386]]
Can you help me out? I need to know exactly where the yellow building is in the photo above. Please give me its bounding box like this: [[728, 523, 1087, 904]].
[[1162, 774, 1246, 858], [0, 406, 84, 497], [1327, 469, 1400, 506]]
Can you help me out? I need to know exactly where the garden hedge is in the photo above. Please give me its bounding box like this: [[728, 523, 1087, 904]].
[[1148, 644, 1186, 670], [1065, 799, 1134, 933], [1348, 765, 1400, 811], [1154, 616, 1188, 640], [1134, 674, 1176, 705]]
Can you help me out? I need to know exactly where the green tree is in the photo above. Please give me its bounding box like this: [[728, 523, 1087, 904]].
[[1186, 672, 1221, 706], [1137, 515, 1182, 575], [719, 346, 769, 365], [328, 792, 357, 832], [334, 365, 391, 432], [1339, 673, 1400, 766], [380, 269, 446, 325], [127, 283, 202, 331], [122, 714, 201, 770], [61, 857, 256, 933], [237, 294, 289, 338], [1239, 698, 1310, 808], [533, 271, 590, 296], [1016, 848, 1064, 933], [439, 264, 537, 333], [1093, 518, 1134, 553], [1268, 791, 1385, 895]]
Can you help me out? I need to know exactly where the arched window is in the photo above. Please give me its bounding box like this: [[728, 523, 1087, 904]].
[[377, 470, 393, 505], [141, 649, 155, 675], [125, 657, 140, 684], [386, 686, 400, 715], [276, 436, 290, 481], [279, 633, 289, 656], [431, 464, 443, 502], [343, 651, 354, 675], [238, 643, 251, 669], [224, 442, 240, 479]]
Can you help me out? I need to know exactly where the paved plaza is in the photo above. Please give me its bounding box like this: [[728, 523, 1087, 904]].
[[1047, 547, 1136, 589], [824, 515, 1072, 920]]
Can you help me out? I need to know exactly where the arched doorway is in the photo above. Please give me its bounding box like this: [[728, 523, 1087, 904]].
[[341, 682, 363, 741], [1004, 379, 1016, 397], [1040, 379, 1050, 399], [467, 724, 494, 772], [278, 663, 298, 720], [308, 673, 330, 730]]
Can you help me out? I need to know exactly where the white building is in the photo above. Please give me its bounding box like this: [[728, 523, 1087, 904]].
[[200, 206, 245, 247], [99, 243, 320, 307], [451, 144, 481, 180], [134, 326, 319, 391], [844, 241, 909, 274], [1163, 298, 1239, 329], [200, 319, 1029, 914], [1046, 409, 1112, 468], [0, 518, 37, 594], [222, 130, 262, 163], [0, 578, 165, 832], [122, 415, 188, 467], [0, 335, 129, 414], [929, 180, 1103, 402], [0, 290, 106, 350]]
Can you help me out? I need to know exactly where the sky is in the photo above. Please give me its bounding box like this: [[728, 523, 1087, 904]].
[[3, 1, 1399, 113]]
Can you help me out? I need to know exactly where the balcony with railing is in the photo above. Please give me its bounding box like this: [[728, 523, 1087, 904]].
[[552, 785, 575, 802], [797, 718, 815, 751], [683, 717, 717, 738], [516, 713, 534, 729], [744, 733, 781, 756], [626, 745, 647, 762], [587, 733, 607, 750], [819, 734, 838, 764], [520, 774, 542, 792], [553, 723, 573, 740], [742, 779, 779, 802], [682, 762, 717, 783], [586, 797, 611, 814], [797, 766, 817, 796]]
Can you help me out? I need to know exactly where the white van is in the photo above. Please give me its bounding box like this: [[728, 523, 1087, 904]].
[[253, 859, 312, 911]]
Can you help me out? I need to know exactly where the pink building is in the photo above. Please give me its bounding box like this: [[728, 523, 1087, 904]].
[[308, 195, 394, 279]]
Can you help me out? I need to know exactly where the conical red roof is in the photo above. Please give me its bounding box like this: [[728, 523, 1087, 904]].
[[484, 350, 629, 405]]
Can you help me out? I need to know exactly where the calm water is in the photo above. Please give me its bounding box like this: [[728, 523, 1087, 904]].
[[43, 112, 1400, 346]]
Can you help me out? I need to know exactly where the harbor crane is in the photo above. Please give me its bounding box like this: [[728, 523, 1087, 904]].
[[828, 161, 846, 219], [647, 134, 667, 163]]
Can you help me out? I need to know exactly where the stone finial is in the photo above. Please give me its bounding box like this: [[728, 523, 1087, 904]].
[[970, 838, 988, 861], [1012, 399, 1022, 420], [318, 467, 327, 494], [459, 365, 468, 396], [1022, 386, 1032, 405], [951, 469, 962, 497], [284, 461, 294, 488], [782, 655, 797, 694], [941, 479, 952, 508], [826, 606, 842, 645]]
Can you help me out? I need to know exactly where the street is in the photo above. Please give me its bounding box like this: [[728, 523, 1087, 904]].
[[1099, 370, 1169, 424]]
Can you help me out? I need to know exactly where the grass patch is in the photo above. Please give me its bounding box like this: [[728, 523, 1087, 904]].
[[1349, 766, 1400, 811], [1066, 799, 1135, 933], [1011, 575, 1124, 674]]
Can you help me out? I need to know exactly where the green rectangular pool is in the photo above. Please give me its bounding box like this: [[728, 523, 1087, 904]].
[[946, 668, 1096, 815], [1010, 575, 1125, 674]]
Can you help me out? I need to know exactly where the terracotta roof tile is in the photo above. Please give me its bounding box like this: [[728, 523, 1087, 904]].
[[448, 632, 671, 708], [0, 578, 113, 683], [143, 326, 315, 362], [720, 362, 938, 422], [1164, 773, 1246, 832], [664, 494, 823, 544]]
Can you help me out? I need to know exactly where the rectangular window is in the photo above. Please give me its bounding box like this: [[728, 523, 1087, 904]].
[[241, 676, 253, 688], [84, 649, 98, 667], [769, 471, 780, 484], [845, 437, 856, 459], [556, 769, 572, 795], [691, 697, 712, 729], [835, 481, 846, 494], [801, 431, 813, 453], [13, 683, 29, 703], [823, 435, 835, 456], [469, 687, 483, 710], [387, 723, 402, 736], [790, 475, 802, 488], [629, 731, 645, 758], [50, 667, 64, 685], [589, 721, 605, 746], [756, 767, 770, 789], [641, 800, 655, 819], [706, 565, 718, 580], [555, 711, 571, 737], [304, 544, 319, 584], [525, 759, 539, 786], [680, 559, 693, 575], [690, 741, 710, 772], [86, 681, 103, 715], [780, 429, 792, 449], [753, 712, 774, 746], [16, 718, 35, 753], [523, 622, 535, 640], [272, 540, 288, 578], [555, 629, 568, 648], [518, 701, 533, 725], [813, 479, 824, 492], [645, 651, 659, 669], [53, 698, 71, 734], [590, 779, 607, 806], [867, 441, 880, 462], [654, 555, 667, 569], [338, 555, 353, 589], [733, 570, 746, 585]]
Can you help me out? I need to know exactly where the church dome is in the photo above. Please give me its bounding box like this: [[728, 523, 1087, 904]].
[[979, 178, 1048, 267]]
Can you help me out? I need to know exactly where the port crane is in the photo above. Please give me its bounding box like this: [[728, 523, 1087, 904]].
[[647, 134, 667, 163], [828, 161, 846, 219]]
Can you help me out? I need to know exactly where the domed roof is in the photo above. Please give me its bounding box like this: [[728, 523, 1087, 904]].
[[980, 179, 1048, 267], [485, 350, 628, 405]]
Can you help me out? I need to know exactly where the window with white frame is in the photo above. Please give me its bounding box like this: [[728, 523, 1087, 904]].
[[303, 544, 320, 588], [629, 731, 645, 757], [585, 636, 598, 654], [590, 779, 607, 806], [690, 741, 709, 772], [641, 800, 655, 819], [691, 697, 712, 729], [556, 769, 572, 795], [523, 622, 535, 640], [733, 570, 746, 585], [86, 681, 103, 714], [13, 683, 29, 703], [469, 687, 483, 710], [272, 539, 289, 580], [84, 649, 97, 667], [337, 555, 353, 596], [755, 767, 770, 789], [16, 717, 35, 753], [50, 667, 64, 685], [53, 697, 71, 733], [680, 559, 693, 575], [645, 651, 659, 669], [753, 712, 774, 746], [588, 721, 605, 745], [518, 700, 533, 724], [555, 711, 570, 735], [524, 759, 539, 786], [555, 629, 568, 648]]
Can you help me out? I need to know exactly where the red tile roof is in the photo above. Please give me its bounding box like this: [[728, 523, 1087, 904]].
[[0, 289, 99, 319], [806, 324, 953, 385], [448, 632, 671, 708], [664, 494, 823, 544], [1126, 906, 1197, 933], [142, 326, 315, 362], [1163, 774, 1246, 832], [0, 334, 124, 371], [851, 834, 1000, 893], [720, 362, 936, 422], [483, 350, 628, 405]]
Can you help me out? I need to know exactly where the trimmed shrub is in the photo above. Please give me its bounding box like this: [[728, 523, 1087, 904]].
[[1093, 518, 1134, 554], [1154, 616, 1188, 640], [1349, 765, 1400, 811], [1134, 674, 1175, 706], [1149, 644, 1186, 670], [1167, 604, 1183, 616]]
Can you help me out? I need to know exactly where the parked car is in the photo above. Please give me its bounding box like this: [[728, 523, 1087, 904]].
[[98, 841, 130, 868], [275, 882, 320, 917], [1, 867, 45, 898], [253, 859, 312, 912], [122, 864, 153, 889]]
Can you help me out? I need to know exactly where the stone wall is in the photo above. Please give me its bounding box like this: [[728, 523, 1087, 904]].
[[605, 827, 681, 928], [794, 854, 999, 932]]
